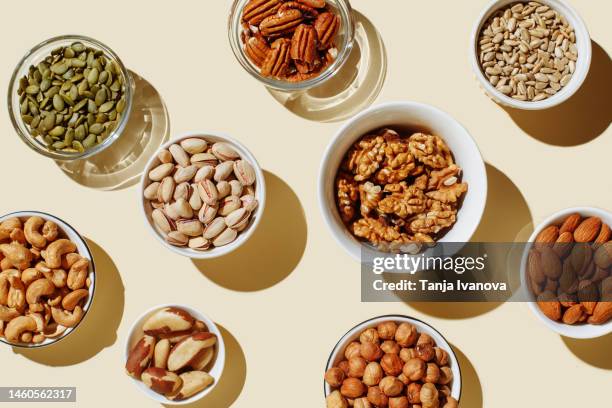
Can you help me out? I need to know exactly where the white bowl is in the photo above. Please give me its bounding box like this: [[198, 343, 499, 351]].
[[318, 101, 487, 261], [124, 303, 226, 405], [324, 315, 462, 402], [470, 0, 592, 110], [0, 211, 95, 348], [140, 131, 266, 259], [520, 207, 612, 339]]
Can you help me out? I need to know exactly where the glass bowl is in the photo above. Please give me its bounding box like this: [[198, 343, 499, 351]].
[[228, 0, 355, 91], [8, 35, 135, 161]]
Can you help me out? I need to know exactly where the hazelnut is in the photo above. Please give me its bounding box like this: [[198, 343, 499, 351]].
[[416, 343, 435, 362], [354, 397, 373, 408], [443, 396, 459, 408], [381, 340, 400, 354], [417, 333, 435, 346], [377, 321, 398, 340], [389, 396, 409, 408], [338, 360, 350, 377], [363, 362, 384, 386], [348, 357, 367, 378], [395, 323, 418, 347], [397, 373, 410, 385], [381, 353, 403, 376], [325, 367, 346, 388], [345, 341, 362, 360], [379, 376, 404, 397], [360, 342, 383, 362], [326, 390, 348, 408], [367, 386, 389, 407], [341, 378, 366, 399], [434, 347, 449, 366], [407, 383, 422, 404], [402, 358, 426, 381], [360, 328, 380, 344], [438, 366, 453, 385], [423, 363, 440, 383], [399, 347, 417, 362], [420, 383, 439, 408]]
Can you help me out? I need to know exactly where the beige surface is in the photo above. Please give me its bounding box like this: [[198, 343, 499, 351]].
[[0, 0, 610, 407]]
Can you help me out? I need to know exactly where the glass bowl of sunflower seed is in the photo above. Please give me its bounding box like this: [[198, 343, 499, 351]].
[[8, 35, 134, 160]]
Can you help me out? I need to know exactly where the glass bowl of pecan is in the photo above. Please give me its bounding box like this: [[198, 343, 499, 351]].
[[318, 102, 488, 260], [228, 0, 355, 91]]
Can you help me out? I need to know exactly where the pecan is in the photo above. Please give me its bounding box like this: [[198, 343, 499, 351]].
[[243, 0, 283, 26], [279, 2, 319, 19], [314, 12, 340, 50], [296, 0, 326, 8], [260, 9, 303, 37], [261, 38, 291, 78], [245, 36, 270, 67], [291, 24, 318, 73]]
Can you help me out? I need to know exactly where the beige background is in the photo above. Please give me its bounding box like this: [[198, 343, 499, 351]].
[[0, 0, 610, 406]]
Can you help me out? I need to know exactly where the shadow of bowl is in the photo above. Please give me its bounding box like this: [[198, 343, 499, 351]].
[[192, 171, 307, 292], [267, 10, 387, 123], [501, 40, 611, 147], [163, 325, 247, 408], [451, 344, 483, 408], [14, 239, 124, 366], [56, 71, 170, 190], [562, 332, 612, 370]]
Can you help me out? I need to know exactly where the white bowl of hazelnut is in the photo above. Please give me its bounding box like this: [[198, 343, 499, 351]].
[[324, 315, 461, 408], [319, 101, 487, 261], [520, 207, 612, 339]]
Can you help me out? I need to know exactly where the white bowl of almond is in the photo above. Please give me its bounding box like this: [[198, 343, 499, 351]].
[[140, 132, 266, 259], [521, 207, 612, 339]]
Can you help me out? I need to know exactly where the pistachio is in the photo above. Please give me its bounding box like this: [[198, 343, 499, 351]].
[[213, 228, 238, 247], [225, 208, 251, 229], [219, 196, 242, 217], [212, 142, 240, 161], [216, 181, 231, 199], [191, 153, 218, 167], [198, 204, 218, 225], [149, 163, 174, 182], [166, 231, 188, 247], [158, 149, 173, 164], [214, 161, 235, 182], [158, 177, 176, 203], [230, 180, 243, 197], [174, 182, 191, 202], [144, 182, 160, 201], [194, 166, 215, 183], [234, 160, 256, 186], [203, 217, 227, 240], [176, 220, 204, 237], [152, 209, 174, 234], [180, 138, 208, 154], [188, 237, 211, 251], [164, 203, 181, 221], [241, 195, 259, 212], [173, 198, 194, 219], [197, 179, 219, 206], [174, 165, 198, 184], [169, 144, 191, 167], [189, 186, 203, 211]]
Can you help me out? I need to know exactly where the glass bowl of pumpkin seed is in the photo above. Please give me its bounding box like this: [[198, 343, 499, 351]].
[[8, 35, 134, 160]]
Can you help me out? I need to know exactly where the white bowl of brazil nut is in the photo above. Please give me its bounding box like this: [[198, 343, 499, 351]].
[[0, 211, 95, 348], [140, 131, 266, 259], [125, 304, 225, 405], [471, 0, 592, 110], [324, 315, 462, 406], [520, 207, 612, 339], [318, 101, 487, 261]]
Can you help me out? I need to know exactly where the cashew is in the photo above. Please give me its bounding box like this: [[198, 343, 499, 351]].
[[21, 268, 42, 286], [43, 322, 66, 338], [5, 315, 36, 342], [0, 242, 33, 270], [61, 289, 89, 311], [0, 305, 20, 321], [29, 303, 44, 313], [7, 276, 26, 312], [67, 258, 89, 290], [51, 306, 83, 327], [21, 331, 33, 343], [47, 287, 69, 307], [39, 265, 67, 289], [0, 230, 9, 243], [1, 257, 14, 271], [32, 333, 45, 343], [0, 270, 20, 305], [42, 239, 75, 269], [10, 228, 26, 245], [62, 253, 81, 270], [42, 221, 58, 242], [26, 279, 55, 304], [24, 216, 47, 248], [0, 218, 22, 234], [30, 247, 41, 261], [35, 261, 51, 274], [0, 320, 3, 336], [27, 312, 45, 332]]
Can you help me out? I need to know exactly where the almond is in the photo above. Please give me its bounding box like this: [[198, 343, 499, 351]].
[[553, 231, 574, 258], [540, 247, 562, 280], [559, 213, 581, 234], [537, 295, 561, 321], [574, 217, 602, 243], [594, 241, 612, 269], [594, 223, 611, 245], [535, 225, 559, 245], [528, 250, 546, 284], [562, 304, 585, 324], [587, 301, 612, 325]]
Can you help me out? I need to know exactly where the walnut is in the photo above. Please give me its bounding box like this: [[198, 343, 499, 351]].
[[378, 183, 426, 218], [347, 135, 386, 181], [426, 182, 468, 204], [408, 133, 453, 169], [409, 200, 457, 235], [359, 182, 383, 216], [427, 165, 460, 190], [336, 173, 359, 223], [352, 217, 412, 249], [375, 134, 416, 184]]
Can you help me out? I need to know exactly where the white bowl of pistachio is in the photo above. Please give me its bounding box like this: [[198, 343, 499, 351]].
[[471, 0, 592, 110], [140, 131, 266, 259]]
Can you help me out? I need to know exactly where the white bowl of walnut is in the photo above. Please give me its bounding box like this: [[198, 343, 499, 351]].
[[319, 101, 487, 261], [324, 315, 461, 408]]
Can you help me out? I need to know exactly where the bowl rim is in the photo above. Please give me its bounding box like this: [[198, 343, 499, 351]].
[[227, 0, 356, 91], [318, 100, 488, 262], [123, 303, 226, 405], [520, 206, 612, 339], [323, 314, 463, 402], [139, 130, 266, 259], [469, 0, 592, 110], [7, 34, 135, 161], [0, 210, 96, 349]]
